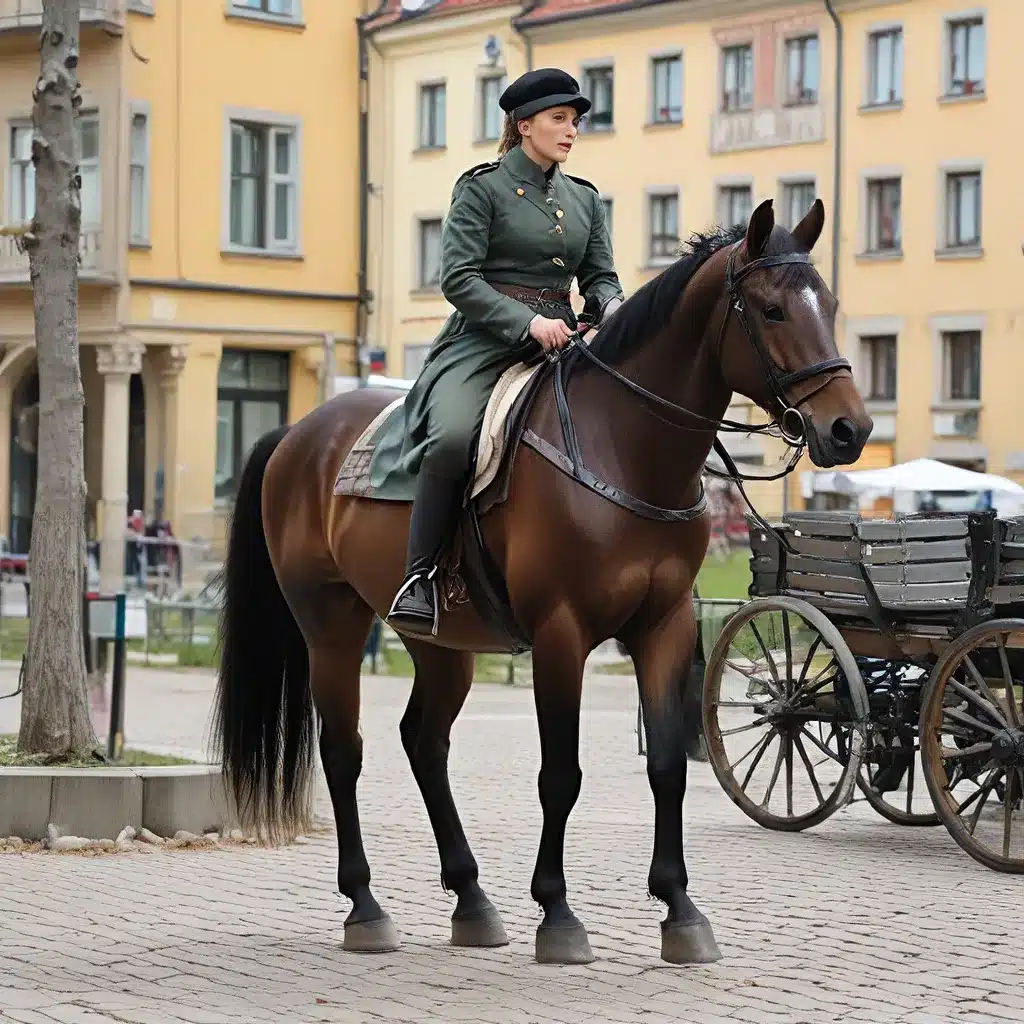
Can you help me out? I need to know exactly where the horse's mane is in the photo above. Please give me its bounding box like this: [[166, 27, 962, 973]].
[[589, 221, 817, 362]]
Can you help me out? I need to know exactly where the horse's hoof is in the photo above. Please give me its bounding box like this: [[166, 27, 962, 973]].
[[535, 917, 595, 965], [451, 900, 509, 948], [343, 913, 401, 953], [661, 915, 722, 964]]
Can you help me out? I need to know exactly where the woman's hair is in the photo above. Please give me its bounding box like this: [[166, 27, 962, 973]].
[[497, 112, 523, 155]]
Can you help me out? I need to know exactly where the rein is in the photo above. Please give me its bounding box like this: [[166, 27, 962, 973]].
[[535, 241, 851, 539]]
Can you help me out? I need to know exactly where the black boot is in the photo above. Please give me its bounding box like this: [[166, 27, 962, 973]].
[[386, 469, 465, 637]]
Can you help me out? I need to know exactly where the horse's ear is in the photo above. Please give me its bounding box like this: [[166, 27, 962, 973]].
[[790, 198, 825, 252], [744, 199, 774, 257]]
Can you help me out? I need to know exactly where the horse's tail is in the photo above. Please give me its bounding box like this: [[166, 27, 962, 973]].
[[210, 424, 315, 844]]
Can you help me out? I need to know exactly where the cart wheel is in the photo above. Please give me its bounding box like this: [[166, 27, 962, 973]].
[[702, 596, 868, 831], [857, 755, 941, 827], [920, 619, 1024, 872]]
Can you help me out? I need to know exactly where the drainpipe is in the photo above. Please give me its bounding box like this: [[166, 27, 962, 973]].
[[824, 0, 842, 299], [356, 1, 389, 379], [512, 2, 544, 72]]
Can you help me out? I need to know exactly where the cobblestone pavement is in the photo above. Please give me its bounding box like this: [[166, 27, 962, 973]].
[[1, 663, 1021, 1024]]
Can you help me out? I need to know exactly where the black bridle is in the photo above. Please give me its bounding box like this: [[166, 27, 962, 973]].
[[533, 240, 852, 534]]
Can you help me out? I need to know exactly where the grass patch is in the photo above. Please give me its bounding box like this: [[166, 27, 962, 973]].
[[0, 734, 195, 769], [377, 644, 526, 683], [695, 549, 752, 600]]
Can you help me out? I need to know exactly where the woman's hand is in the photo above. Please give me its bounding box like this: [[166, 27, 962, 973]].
[[529, 315, 574, 352]]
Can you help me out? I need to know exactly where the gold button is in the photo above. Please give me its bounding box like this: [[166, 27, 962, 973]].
[[554, 225, 563, 234], [556, 210, 564, 218], [516, 188, 525, 196], [552, 257, 565, 267]]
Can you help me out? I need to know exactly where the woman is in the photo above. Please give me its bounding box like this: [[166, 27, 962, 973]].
[[384, 67, 625, 637]]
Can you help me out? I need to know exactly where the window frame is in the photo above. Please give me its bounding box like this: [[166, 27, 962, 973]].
[[214, 350, 291, 501], [943, 169, 982, 250], [783, 34, 820, 106], [649, 53, 683, 125], [864, 176, 902, 254], [581, 64, 615, 132], [865, 25, 904, 107], [943, 13, 986, 99], [418, 82, 447, 150], [225, 0, 304, 25], [416, 216, 443, 292], [647, 189, 679, 263], [721, 43, 754, 113], [860, 334, 898, 402], [222, 108, 302, 257], [941, 330, 981, 402], [128, 100, 151, 247], [7, 120, 34, 226], [76, 110, 102, 229], [718, 183, 754, 229], [779, 178, 816, 230], [476, 74, 506, 143]]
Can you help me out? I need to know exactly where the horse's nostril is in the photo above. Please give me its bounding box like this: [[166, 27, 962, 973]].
[[831, 417, 857, 446]]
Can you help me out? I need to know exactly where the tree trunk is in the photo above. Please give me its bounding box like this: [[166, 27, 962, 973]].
[[18, 0, 96, 758]]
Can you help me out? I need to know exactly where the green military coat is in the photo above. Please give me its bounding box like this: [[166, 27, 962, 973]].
[[369, 143, 624, 499]]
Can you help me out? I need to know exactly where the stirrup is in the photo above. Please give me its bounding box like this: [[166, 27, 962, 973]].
[[386, 566, 440, 636]]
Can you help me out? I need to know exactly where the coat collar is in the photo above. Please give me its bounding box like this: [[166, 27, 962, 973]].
[[503, 144, 559, 191]]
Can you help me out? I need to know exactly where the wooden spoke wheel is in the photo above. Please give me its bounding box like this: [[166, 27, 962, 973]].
[[855, 659, 941, 826], [702, 596, 869, 832], [920, 619, 1024, 873]]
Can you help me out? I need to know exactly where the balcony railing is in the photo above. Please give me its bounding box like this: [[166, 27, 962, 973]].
[[710, 103, 826, 155], [0, 0, 125, 34], [0, 228, 107, 284]]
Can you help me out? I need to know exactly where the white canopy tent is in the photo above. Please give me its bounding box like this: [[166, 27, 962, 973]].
[[803, 457, 1024, 517]]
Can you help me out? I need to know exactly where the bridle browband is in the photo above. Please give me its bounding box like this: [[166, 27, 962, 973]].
[[537, 240, 852, 535]]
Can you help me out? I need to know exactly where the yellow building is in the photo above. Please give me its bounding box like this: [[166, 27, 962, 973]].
[[0, 0, 362, 579], [367, 0, 1024, 516]]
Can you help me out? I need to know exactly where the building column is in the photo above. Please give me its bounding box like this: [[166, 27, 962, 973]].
[[96, 341, 144, 594], [158, 344, 188, 528]]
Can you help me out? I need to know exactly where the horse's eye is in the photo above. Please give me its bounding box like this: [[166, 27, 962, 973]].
[[763, 304, 785, 323]]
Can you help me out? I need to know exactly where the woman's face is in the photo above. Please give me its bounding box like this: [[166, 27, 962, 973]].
[[518, 105, 581, 166]]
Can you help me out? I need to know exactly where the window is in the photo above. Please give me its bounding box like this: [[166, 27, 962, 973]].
[[129, 110, 149, 245], [8, 125, 34, 224], [860, 335, 897, 401], [601, 197, 613, 242], [942, 330, 981, 401], [945, 171, 981, 249], [946, 17, 985, 96], [419, 83, 446, 149], [867, 27, 903, 105], [228, 119, 297, 252], [722, 44, 753, 112], [720, 184, 753, 228], [478, 75, 505, 142], [215, 350, 290, 499], [417, 218, 442, 290], [785, 35, 819, 105], [583, 66, 614, 130], [650, 55, 682, 124], [404, 344, 431, 380], [865, 177, 901, 252], [231, 0, 298, 16], [648, 192, 678, 261], [781, 181, 815, 229], [77, 113, 101, 226]]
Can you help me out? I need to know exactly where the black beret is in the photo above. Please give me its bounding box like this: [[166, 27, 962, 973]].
[[499, 68, 591, 121]]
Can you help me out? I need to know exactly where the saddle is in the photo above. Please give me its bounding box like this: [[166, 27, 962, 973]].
[[334, 359, 552, 654]]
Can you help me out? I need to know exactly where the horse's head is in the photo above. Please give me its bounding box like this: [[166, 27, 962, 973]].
[[716, 198, 872, 469]]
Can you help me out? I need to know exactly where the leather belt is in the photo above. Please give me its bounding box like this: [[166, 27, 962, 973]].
[[491, 283, 571, 304]]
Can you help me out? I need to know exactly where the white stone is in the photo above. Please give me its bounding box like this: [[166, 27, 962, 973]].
[[51, 836, 93, 851], [116, 826, 137, 843], [203, 831, 220, 843], [138, 828, 165, 845], [228, 828, 244, 842]]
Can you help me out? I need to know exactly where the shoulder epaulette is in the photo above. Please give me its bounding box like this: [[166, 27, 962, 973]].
[[566, 173, 599, 194], [453, 160, 501, 192]]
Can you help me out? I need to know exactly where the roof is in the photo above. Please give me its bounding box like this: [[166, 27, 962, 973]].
[[364, 0, 518, 32], [515, 0, 677, 29]]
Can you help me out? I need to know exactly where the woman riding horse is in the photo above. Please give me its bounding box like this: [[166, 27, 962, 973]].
[[384, 68, 625, 637]]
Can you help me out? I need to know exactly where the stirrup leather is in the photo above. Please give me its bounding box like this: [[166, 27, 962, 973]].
[[386, 565, 440, 636]]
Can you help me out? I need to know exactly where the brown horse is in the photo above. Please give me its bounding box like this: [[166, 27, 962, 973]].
[[212, 199, 871, 966]]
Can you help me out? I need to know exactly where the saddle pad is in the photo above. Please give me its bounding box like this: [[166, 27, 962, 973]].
[[334, 361, 543, 501]]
